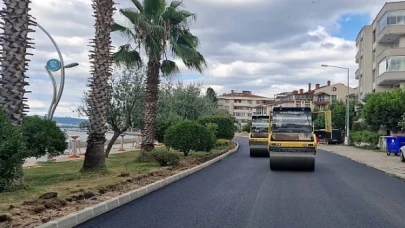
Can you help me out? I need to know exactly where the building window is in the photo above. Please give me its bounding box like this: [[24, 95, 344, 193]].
[[378, 10, 405, 33], [305, 104, 310, 107], [256, 101, 261, 104], [331, 95, 337, 102], [379, 56, 405, 75], [225, 100, 229, 103], [247, 100, 252, 104], [317, 94, 325, 101], [296, 104, 301, 107], [234, 99, 242, 103]]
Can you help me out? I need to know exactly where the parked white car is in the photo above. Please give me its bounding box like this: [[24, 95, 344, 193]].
[[400, 145, 405, 162]]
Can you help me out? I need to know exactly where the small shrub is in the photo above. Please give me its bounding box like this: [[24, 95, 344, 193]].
[[215, 139, 231, 147], [21, 115, 67, 157], [164, 120, 214, 156], [197, 116, 235, 140], [350, 130, 382, 147], [150, 150, 180, 166]]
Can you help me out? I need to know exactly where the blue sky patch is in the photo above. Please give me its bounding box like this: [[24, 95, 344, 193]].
[[332, 13, 371, 40]]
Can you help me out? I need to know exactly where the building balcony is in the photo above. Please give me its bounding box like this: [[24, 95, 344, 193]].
[[376, 47, 405, 64], [377, 25, 405, 44], [355, 49, 362, 63], [314, 100, 330, 105], [355, 68, 362, 79], [377, 71, 405, 86]]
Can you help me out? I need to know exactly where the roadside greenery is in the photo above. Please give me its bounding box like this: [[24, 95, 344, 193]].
[[21, 116, 67, 158], [362, 88, 405, 132], [164, 120, 214, 156], [197, 115, 235, 140], [0, 109, 67, 192]]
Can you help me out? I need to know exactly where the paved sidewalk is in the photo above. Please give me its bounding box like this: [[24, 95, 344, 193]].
[[319, 145, 405, 180], [23, 143, 158, 168]]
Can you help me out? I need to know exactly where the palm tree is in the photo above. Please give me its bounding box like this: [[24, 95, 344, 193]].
[[81, 0, 115, 171], [0, 0, 34, 127], [111, 0, 206, 156]]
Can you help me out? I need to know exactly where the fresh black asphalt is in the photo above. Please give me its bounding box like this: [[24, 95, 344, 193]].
[[77, 137, 405, 228]]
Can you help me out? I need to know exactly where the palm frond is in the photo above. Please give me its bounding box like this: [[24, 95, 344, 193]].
[[131, 0, 144, 12], [170, 36, 206, 73], [113, 44, 143, 68], [119, 8, 139, 25], [162, 7, 196, 26], [161, 59, 180, 76], [182, 51, 207, 73], [143, 0, 166, 18], [111, 22, 134, 39], [169, 0, 183, 9]]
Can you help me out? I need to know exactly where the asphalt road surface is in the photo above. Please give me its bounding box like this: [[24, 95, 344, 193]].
[[77, 137, 405, 228]]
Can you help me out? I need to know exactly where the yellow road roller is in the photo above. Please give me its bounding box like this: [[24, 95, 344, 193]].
[[268, 107, 318, 171], [249, 115, 270, 157]]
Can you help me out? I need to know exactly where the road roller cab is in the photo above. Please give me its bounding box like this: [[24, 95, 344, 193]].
[[268, 107, 317, 171], [249, 115, 270, 157]]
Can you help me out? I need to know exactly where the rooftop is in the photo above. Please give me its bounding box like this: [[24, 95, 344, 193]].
[[218, 90, 271, 99]]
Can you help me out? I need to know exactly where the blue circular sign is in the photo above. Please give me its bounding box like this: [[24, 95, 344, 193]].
[[46, 59, 61, 72]]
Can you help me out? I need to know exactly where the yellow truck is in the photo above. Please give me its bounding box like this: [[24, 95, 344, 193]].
[[248, 115, 270, 157], [268, 107, 317, 171]]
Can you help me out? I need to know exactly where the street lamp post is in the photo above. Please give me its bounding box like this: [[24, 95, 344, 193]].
[[321, 64, 350, 145], [36, 23, 79, 162]]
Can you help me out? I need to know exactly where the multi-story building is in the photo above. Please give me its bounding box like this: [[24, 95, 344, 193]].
[[268, 81, 356, 113], [217, 90, 273, 126], [356, 1, 405, 99], [313, 82, 357, 110]]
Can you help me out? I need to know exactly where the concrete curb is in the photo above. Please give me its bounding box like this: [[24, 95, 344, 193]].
[[37, 141, 240, 228]]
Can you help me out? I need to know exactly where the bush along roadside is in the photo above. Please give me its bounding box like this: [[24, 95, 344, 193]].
[[349, 130, 382, 149], [0, 139, 237, 227]]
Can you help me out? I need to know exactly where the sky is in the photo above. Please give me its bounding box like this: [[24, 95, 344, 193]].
[[0, 0, 392, 118]]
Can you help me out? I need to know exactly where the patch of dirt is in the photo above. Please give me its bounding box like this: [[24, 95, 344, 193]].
[[0, 144, 236, 228]]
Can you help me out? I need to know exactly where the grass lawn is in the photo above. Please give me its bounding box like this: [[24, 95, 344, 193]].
[[0, 145, 231, 213]]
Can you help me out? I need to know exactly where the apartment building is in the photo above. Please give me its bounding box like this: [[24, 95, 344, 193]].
[[217, 90, 273, 126], [356, 1, 405, 99], [313, 82, 357, 110], [268, 81, 356, 113]]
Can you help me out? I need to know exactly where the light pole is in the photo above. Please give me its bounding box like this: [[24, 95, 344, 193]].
[[321, 64, 350, 145], [37, 23, 80, 120], [36, 23, 80, 162]]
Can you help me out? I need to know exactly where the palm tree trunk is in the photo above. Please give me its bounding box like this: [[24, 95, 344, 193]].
[[0, 0, 33, 126], [140, 56, 161, 155], [81, 0, 115, 172], [0, 0, 34, 188]]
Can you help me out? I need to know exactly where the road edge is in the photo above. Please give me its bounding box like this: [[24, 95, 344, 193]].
[[37, 141, 240, 228]]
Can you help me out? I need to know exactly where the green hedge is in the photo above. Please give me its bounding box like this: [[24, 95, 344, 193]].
[[350, 130, 381, 147], [197, 116, 235, 140], [164, 120, 214, 156]]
